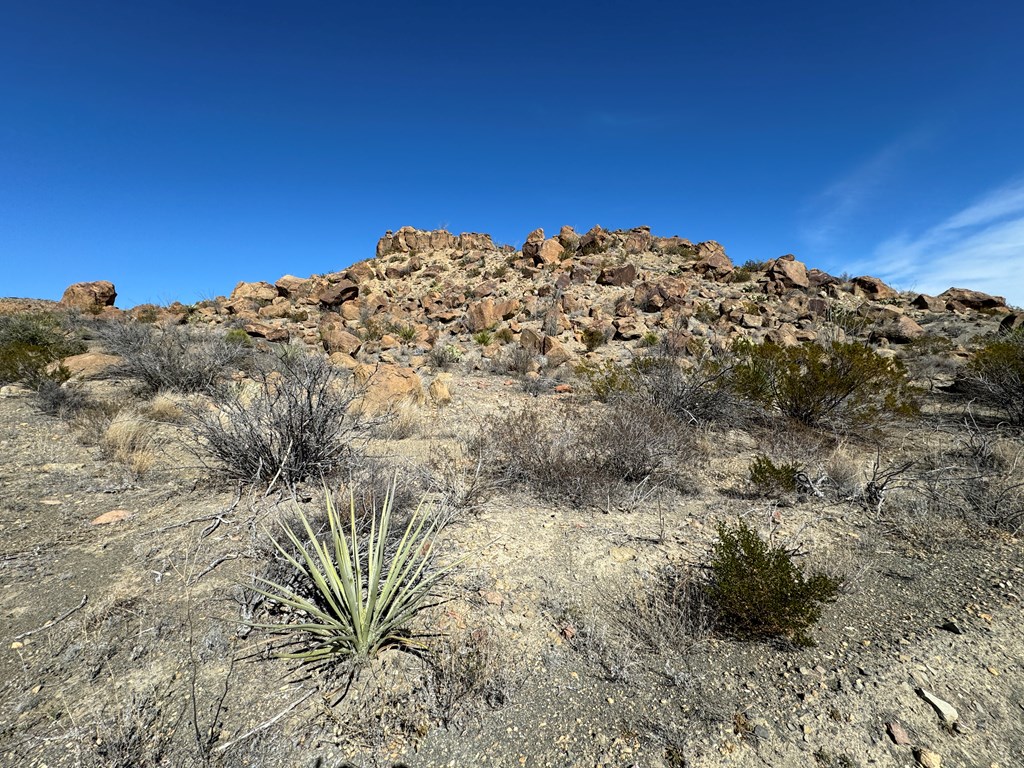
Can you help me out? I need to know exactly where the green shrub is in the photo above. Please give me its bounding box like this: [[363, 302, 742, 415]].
[[429, 344, 463, 370], [0, 312, 86, 387], [638, 331, 660, 348], [472, 330, 493, 346], [494, 327, 515, 345], [581, 327, 607, 352], [727, 340, 918, 429], [254, 484, 456, 660], [708, 521, 840, 645], [748, 455, 801, 496], [574, 359, 655, 402], [961, 329, 1024, 424], [224, 327, 254, 347]]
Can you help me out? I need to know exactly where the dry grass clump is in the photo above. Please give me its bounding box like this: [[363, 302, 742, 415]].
[[143, 393, 185, 423], [101, 411, 157, 478]]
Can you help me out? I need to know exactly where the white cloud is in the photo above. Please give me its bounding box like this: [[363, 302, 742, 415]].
[[867, 178, 1024, 306]]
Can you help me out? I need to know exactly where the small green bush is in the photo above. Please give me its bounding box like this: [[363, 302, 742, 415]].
[[961, 329, 1024, 424], [727, 340, 918, 429], [494, 327, 515, 345], [472, 330, 493, 346], [638, 331, 660, 348], [748, 455, 801, 496], [574, 359, 655, 402], [581, 327, 607, 352], [429, 344, 463, 370], [0, 312, 86, 387], [708, 521, 840, 645]]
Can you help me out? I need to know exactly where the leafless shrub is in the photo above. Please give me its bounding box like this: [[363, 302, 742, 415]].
[[189, 350, 372, 487], [469, 396, 699, 505], [624, 567, 714, 656], [34, 378, 93, 418], [144, 393, 186, 423], [428, 443, 496, 516], [490, 344, 535, 375], [637, 354, 749, 428], [101, 320, 251, 395], [426, 629, 513, 728]]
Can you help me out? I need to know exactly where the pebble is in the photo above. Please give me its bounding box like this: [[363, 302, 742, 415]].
[[918, 688, 959, 724]]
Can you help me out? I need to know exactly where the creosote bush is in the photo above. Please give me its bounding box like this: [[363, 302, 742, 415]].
[[254, 483, 456, 661], [708, 521, 840, 645], [728, 339, 918, 429], [101, 320, 251, 395], [748, 454, 801, 496], [960, 329, 1024, 424], [0, 312, 86, 387], [190, 350, 368, 486]]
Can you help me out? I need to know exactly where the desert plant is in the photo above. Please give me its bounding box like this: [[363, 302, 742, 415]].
[[490, 344, 534, 375], [635, 353, 746, 427], [581, 327, 607, 352], [101, 321, 251, 395], [189, 350, 368, 486], [707, 521, 840, 645], [574, 359, 652, 402], [101, 411, 157, 478], [34, 378, 93, 418], [253, 483, 456, 660], [959, 329, 1024, 424], [472, 330, 493, 346], [494, 327, 514, 344], [638, 331, 660, 348], [0, 311, 86, 387], [727, 339, 918, 429], [748, 454, 801, 496], [429, 343, 463, 370]]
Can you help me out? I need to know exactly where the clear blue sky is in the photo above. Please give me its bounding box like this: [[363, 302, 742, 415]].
[[3, 1, 1024, 307]]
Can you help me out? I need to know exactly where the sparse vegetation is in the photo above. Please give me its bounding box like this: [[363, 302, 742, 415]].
[[0, 311, 85, 387], [707, 521, 841, 645], [582, 327, 607, 352], [472, 330, 493, 346], [101, 321, 251, 395], [959, 329, 1024, 424], [727, 339, 918, 429], [748, 454, 801, 496]]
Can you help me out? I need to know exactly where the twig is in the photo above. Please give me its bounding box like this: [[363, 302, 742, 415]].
[[13, 594, 88, 640], [189, 553, 240, 585], [213, 689, 315, 753]]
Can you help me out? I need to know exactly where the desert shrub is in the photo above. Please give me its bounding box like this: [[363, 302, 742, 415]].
[[469, 396, 697, 503], [254, 484, 456, 660], [704, 524, 839, 643], [574, 359, 656, 402], [625, 566, 714, 655], [429, 343, 463, 370], [223, 326, 254, 347], [34, 378, 93, 418], [101, 321, 251, 395], [494, 327, 515, 344], [0, 312, 86, 387], [707, 521, 840, 645], [638, 331, 660, 348], [490, 344, 534, 375], [581, 327, 607, 352], [189, 350, 368, 486], [748, 454, 801, 496], [727, 339, 918, 429], [959, 329, 1024, 424], [636, 354, 747, 427], [472, 330, 493, 346]]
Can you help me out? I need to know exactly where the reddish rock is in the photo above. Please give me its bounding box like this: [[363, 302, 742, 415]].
[[315, 279, 359, 306], [542, 336, 571, 367], [319, 317, 362, 355], [243, 322, 289, 342], [598, 263, 639, 286], [911, 293, 945, 312], [536, 238, 565, 265], [521, 228, 546, 261], [60, 281, 117, 311], [579, 225, 611, 254], [558, 225, 580, 251], [622, 226, 652, 254], [851, 276, 898, 301], [767, 256, 809, 290], [693, 244, 734, 278], [465, 298, 519, 332], [275, 275, 311, 299], [354, 364, 424, 408], [939, 287, 1007, 311]]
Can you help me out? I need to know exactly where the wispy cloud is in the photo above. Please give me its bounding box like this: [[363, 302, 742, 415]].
[[867, 177, 1024, 306]]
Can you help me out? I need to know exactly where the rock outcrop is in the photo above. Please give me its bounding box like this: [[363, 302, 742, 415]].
[[60, 281, 117, 311]]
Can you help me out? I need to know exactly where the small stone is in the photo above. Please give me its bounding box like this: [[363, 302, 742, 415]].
[[887, 720, 912, 745], [90, 509, 133, 525], [918, 688, 959, 724], [914, 747, 941, 768], [753, 725, 770, 741]]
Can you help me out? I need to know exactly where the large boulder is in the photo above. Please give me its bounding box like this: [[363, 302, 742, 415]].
[[354, 364, 424, 409], [851, 276, 898, 301], [693, 243, 733, 278], [314, 279, 359, 307], [939, 287, 1007, 312], [766, 255, 809, 290], [230, 281, 278, 302], [597, 263, 638, 286], [60, 281, 116, 311]]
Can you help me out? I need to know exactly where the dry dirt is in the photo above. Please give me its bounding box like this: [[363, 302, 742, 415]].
[[1, 366, 1023, 768]]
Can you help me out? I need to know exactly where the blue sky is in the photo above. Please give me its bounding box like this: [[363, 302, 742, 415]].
[[3, 1, 1024, 307]]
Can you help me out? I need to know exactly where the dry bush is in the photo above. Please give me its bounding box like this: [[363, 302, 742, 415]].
[[469, 395, 699, 504], [428, 443, 495, 516], [958, 329, 1024, 424], [0, 311, 86, 387], [101, 412, 157, 478], [426, 629, 514, 728], [637, 353, 749, 428], [490, 344, 535, 375], [101, 320, 251, 395], [34, 378, 93, 418], [189, 351, 372, 487], [377, 398, 425, 441], [144, 393, 185, 423], [624, 567, 714, 656]]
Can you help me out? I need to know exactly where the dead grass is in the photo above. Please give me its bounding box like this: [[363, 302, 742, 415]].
[[101, 411, 157, 478]]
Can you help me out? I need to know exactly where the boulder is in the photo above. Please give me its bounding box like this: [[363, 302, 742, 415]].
[[622, 226, 652, 254], [597, 263, 638, 286], [911, 293, 945, 312], [876, 314, 925, 343], [319, 317, 362, 355], [851, 276, 898, 301], [521, 228, 546, 261], [354, 364, 424, 409], [60, 281, 116, 311], [558, 225, 580, 251], [541, 335, 571, 367], [693, 244, 734, 278], [939, 287, 1006, 311], [242, 322, 289, 342], [536, 238, 565, 265], [230, 281, 278, 302], [767, 256, 809, 290], [999, 312, 1024, 334], [315, 279, 359, 306], [275, 274, 311, 298], [579, 226, 611, 255], [58, 352, 120, 379]]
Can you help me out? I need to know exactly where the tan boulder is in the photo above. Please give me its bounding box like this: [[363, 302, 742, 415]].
[[767, 256, 809, 290], [558, 225, 580, 251], [58, 352, 120, 379], [60, 281, 116, 311], [428, 375, 452, 405], [354, 364, 424, 409], [465, 298, 519, 333], [911, 293, 944, 312], [622, 226, 652, 254], [242, 322, 289, 342], [275, 275, 312, 299], [536, 238, 565, 265], [315, 279, 359, 306], [541, 335, 572, 368], [693, 244, 734, 278], [319, 317, 362, 355], [521, 228, 546, 261], [230, 281, 278, 302]]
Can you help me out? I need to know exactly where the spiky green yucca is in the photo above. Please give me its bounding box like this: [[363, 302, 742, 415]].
[[254, 485, 453, 661]]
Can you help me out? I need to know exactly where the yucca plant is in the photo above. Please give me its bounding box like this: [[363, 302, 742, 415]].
[[253, 483, 455, 661]]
